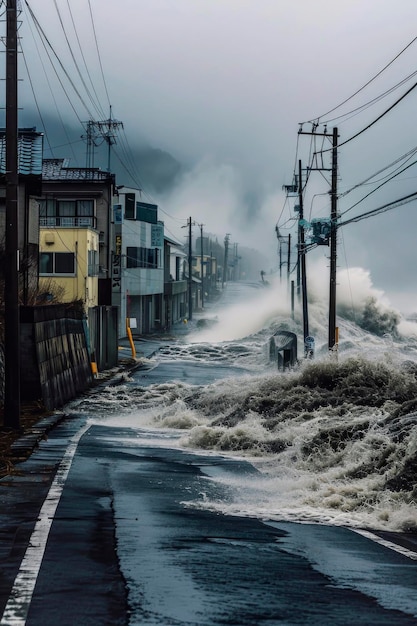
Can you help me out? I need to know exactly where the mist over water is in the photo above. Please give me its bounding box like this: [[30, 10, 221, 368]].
[[74, 276, 417, 534]]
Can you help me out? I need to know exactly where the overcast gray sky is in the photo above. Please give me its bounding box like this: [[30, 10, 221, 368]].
[[15, 0, 417, 312]]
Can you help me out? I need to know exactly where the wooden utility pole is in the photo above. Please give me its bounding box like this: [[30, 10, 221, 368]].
[[187, 217, 193, 320], [328, 127, 338, 351], [84, 108, 123, 172], [298, 159, 309, 350], [287, 233, 291, 285], [199, 223, 204, 308], [222, 233, 230, 288], [298, 125, 338, 352], [4, 0, 20, 429], [279, 243, 282, 281]]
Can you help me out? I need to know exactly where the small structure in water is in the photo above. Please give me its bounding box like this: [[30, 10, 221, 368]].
[[269, 330, 298, 370]]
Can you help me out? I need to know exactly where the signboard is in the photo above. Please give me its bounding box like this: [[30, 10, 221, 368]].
[[112, 233, 122, 293], [304, 336, 315, 358], [151, 223, 163, 247], [113, 204, 122, 224]]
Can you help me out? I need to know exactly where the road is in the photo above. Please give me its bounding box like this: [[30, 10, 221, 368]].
[[1, 303, 417, 624], [1, 410, 417, 623]]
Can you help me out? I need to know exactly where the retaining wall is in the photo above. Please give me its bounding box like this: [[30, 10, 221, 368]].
[[20, 305, 93, 410]]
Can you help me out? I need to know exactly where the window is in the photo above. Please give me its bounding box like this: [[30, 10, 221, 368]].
[[40, 252, 75, 275], [88, 250, 99, 276], [39, 199, 95, 227], [126, 246, 160, 269]]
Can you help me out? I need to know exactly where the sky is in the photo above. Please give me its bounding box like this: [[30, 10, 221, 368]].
[[9, 0, 417, 313]]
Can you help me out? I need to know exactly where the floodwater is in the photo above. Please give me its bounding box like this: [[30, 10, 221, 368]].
[[65, 279, 417, 624], [74, 280, 417, 534]]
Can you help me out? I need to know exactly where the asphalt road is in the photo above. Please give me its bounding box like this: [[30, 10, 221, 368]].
[[1, 414, 417, 625], [2, 316, 417, 625]]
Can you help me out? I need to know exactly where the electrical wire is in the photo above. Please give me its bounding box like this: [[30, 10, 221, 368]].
[[320, 79, 417, 154], [321, 67, 417, 126], [65, 0, 106, 119], [305, 35, 417, 123], [87, 0, 111, 109], [52, 0, 105, 120], [340, 146, 417, 198], [20, 47, 54, 155], [341, 157, 417, 217], [24, 0, 96, 121], [339, 191, 417, 227], [20, 9, 80, 162]]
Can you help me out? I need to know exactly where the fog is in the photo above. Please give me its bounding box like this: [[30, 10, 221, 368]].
[[12, 0, 417, 312]]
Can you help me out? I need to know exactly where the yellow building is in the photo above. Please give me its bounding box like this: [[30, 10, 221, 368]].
[[39, 226, 99, 311]]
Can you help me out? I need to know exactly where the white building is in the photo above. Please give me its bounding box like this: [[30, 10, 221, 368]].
[[113, 187, 164, 336]]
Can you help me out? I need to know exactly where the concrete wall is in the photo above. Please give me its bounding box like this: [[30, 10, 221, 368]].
[[20, 305, 93, 410]]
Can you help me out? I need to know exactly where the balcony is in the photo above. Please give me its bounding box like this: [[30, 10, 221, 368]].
[[40, 216, 97, 229], [164, 279, 187, 296]]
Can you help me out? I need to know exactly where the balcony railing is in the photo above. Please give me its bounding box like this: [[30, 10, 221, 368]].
[[40, 216, 97, 229]]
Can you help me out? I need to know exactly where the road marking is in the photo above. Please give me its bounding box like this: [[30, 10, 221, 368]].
[[0, 423, 91, 626], [353, 528, 417, 560]]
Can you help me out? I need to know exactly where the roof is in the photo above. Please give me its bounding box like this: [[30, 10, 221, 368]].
[[0, 128, 43, 176], [42, 158, 114, 182], [164, 234, 183, 247]]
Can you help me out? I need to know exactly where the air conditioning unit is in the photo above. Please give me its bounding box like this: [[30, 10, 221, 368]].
[[44, 232, 55, 244]]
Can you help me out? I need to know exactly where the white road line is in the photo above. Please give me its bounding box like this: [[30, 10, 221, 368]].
[[0, 423, 91, 626], [352, 528, 417, 560]]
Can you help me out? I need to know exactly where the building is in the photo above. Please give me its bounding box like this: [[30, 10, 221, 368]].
[[0, 127, 43, 304], [164, 236, 188, 327], [38, 158, 115, 306], [113, 187, 164, 335], [37, 158, 118, 370], [39, 226, 99, 310]]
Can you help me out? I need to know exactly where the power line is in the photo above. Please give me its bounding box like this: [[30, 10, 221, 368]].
[[339, 192, 417, 227], [52, 0, 105, 119], [341, 157, 417, 217], [23, 0, 96, 121], [340, 146, 417, 199], [65, 0, 106, 118], [305, 35, 417, 124], [321, 67, 417, 126], [320, 79, 417, 153], [87, 0, 111, 108]]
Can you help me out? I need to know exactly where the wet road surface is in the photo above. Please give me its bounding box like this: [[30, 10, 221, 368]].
[[1, 415, 417, 625]]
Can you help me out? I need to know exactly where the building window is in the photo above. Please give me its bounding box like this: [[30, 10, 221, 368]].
[[39, 199, 95, 227], [40, 252, 75, 275], [126, 247, 160, 269], [88, 250, 99, 276]]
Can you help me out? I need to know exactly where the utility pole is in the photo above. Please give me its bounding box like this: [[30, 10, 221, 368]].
[[328, 127, 338, 351], [287, 233, 291, 285], [4, 0, 20, 429], [187, 217, 193, 320], [298, 159, 309, 352], [279, 243, 282, 281], [199, 223, 204, 308], [298, 124, 338, 353], [275, 226, 283, 282], [95, 106, 123, 172], [84, 108, 123, 171], [222, 233, 230, 288]]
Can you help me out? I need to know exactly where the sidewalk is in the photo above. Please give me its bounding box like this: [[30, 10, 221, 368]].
[[1, 318, 202, 474], [2, 335, 166, 473]]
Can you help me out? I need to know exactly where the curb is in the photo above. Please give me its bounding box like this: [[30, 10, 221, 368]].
[[2, 349, 161, 473]]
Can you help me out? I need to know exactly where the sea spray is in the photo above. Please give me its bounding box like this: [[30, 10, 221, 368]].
[[69, 278, 417, 532]]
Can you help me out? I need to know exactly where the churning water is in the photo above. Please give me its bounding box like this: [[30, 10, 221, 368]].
[[73, 279, 417, 534]]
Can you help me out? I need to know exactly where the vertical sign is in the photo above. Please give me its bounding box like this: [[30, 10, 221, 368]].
[[112, 232, 122, 294]]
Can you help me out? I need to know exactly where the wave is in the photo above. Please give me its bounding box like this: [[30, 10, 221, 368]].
[[71, 279, 417, 533]]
